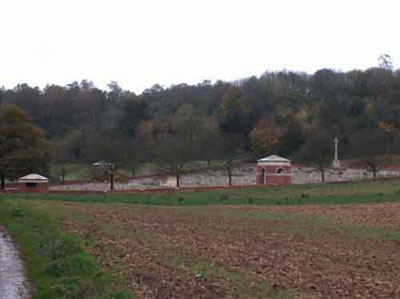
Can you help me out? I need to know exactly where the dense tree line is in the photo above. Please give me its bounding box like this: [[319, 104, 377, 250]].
[[2, 61, 400, 182]]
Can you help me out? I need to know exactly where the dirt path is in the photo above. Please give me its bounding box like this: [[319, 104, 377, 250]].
[[0, 226, 30, 299]]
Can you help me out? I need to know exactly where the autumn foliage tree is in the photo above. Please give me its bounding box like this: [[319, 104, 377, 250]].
[[0, 105, 50, 189], [249, 119, 281, 156], [377, 121, 398, 154]]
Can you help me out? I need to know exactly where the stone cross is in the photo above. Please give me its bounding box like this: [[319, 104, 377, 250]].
[[332, 137, 340, 168]]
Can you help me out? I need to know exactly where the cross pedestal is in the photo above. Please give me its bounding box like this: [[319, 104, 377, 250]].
[[332, 137, 341, 168]]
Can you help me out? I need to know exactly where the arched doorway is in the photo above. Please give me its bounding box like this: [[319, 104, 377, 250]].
[[261, 168, 266, 184]]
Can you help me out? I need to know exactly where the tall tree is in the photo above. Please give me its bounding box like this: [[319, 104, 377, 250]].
[[377, 121, 398, 154], [152, 105, 203, 188], [219, 133, 244, 186], [378, 54, 394, 70], [250, 118, 281, 157], [0, 105, 50, 189], [154, 135, 194, 188], [350, 128, 391, 179], [297, 128, 333, 183], [219, 86, 251, 135], [117, 96, 148, 136]]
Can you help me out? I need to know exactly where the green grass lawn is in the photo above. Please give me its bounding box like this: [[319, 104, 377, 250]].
[[4, 177, 400, 206]]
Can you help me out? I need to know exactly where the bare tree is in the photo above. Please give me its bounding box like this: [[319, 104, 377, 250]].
[[219, 133, 244, 186], [297, 129, 333, 183], [360, 155, 389, 179], [154, 135, 194, 188], [350, 129, 392, 179]]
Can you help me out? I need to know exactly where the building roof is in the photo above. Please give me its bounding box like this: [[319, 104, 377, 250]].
[[257, 155, 290, 162], [93, 160, 111, 166], [18, 173, 48, 181]]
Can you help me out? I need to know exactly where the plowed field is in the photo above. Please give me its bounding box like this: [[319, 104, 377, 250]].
[[29, 201, 400, 298]]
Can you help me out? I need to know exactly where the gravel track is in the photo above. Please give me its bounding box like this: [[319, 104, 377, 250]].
[[0, 226, 30, 299]]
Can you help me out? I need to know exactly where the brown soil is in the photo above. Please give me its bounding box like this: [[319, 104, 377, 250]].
[[54, 202, 400, 298]]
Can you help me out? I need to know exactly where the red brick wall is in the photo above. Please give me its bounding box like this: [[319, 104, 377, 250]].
[[256, 174, 264, 185], [256, 165, 292, 186], [264, 175, 291, 186], [19, 182, 48, 193]]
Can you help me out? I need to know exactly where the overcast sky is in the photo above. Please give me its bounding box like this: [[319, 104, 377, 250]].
[[0, 0, 399, 93]]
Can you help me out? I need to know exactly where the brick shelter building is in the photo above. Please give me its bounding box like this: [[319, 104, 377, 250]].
[[256, 155, 292, 186], [18, 174, 49, 193]]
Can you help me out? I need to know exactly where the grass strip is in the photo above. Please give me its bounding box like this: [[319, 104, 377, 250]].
[[2, 190, 400, 206], [0, 199, 132, 299]]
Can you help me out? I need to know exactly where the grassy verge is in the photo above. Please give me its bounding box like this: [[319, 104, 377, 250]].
[[0, 199, 132, 299], [3, 177, 400, 206], [3, 189, 400, 207]]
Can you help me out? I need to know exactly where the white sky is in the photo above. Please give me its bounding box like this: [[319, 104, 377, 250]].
[[0, 0, 399, 93]]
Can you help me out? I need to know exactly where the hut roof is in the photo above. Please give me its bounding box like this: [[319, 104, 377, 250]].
[[18, 173, 48, 181], [257, 155, 290, 163]]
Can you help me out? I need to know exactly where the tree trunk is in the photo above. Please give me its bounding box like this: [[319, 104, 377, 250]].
[[228, 169, 232, 186], [0, 174, 5, 190], [320, 168, 325, 183], [176, 173, 180, 188], [61, 167, 65, 184], [384, 136, 388, 155], [110, 172, 114, 191], [372, 169, 377, 179]]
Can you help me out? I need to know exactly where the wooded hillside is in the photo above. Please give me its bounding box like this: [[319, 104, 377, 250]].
[[2, 61, 400, 169]]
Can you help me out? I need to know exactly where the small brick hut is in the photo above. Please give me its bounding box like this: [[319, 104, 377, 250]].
[[256, 155, 292, 186], [18, 174, 49, 193]]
